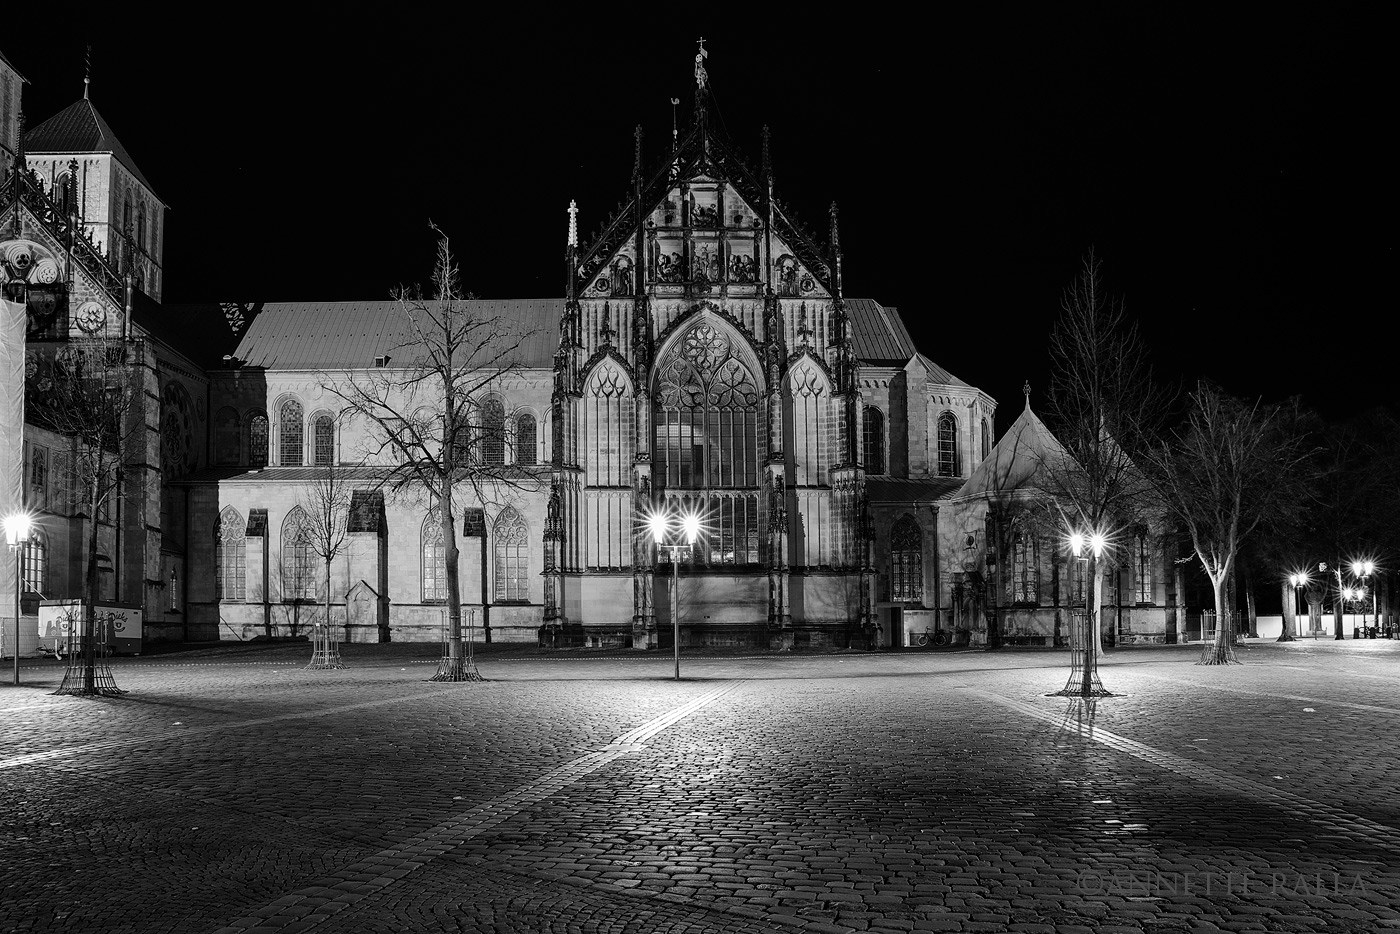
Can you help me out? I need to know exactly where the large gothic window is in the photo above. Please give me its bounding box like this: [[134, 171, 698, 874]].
[[862, 406, 885, 475], [493, 507, 529, 601], [249, 411, 269, 467], [1135, 533, 1154, 603], [480, 397, 506, 466], [281, 507, 316, 600], [422, 513, 446, 603], [655, 321, 762, 566], [937, 411, 959, 478], [585, 366, 633, 486], [1011, 527, 1039, 603], [516, 413, 538, 466], [279, 398, 304, 466], [890, 515, 923, 602], [215, 507, 246, 601], [313, 414, 335, 466], [21, 531, 46, 594], [790, 361, 828, 487]]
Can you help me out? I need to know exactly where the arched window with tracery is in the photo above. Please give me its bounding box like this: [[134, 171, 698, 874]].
[[280, 507, 316, 600], [278, 398, 304, 466], [480, 397, 506, 465], [585, 366, 633, 486], [655, 321, 763, 565], [1135, 533, 1154, 603], [937, 411, 959, 478], [313, 413, 335, 466], [1011, 526, 1039, 603], [789, 360, 828, 487], [862, 406, 885, 475], [516, 413, 538, 466], [21, 530, 46, 594], [137, 203, 147, 251], [493, 507, 529, 601], [422, 513, 446, 603], [215, 507, 246, 601], [249, 411, 269, 467], [890, 515, 923, 602], [214, 407, 241, 465]]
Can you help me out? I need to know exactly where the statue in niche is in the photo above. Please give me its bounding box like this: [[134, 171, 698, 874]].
[[659, 251, 685, 283], [730, 253, 756, 283], [612, 257, 633, 296], [777, 256, 800, 297], [691, 196, 717, 228]]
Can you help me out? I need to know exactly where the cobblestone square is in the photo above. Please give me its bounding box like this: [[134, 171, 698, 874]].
[[3, 639, 1398, 933]]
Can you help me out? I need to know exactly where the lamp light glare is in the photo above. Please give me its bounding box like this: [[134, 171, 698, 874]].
[[1088, 532, 1107, 557], [3, 513, 32, 547], [681, 512, 701, 545], [1068, 532, 1085, 558], [648, 513, 669, 544]]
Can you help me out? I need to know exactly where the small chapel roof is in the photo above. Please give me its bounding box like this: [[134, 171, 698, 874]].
[[24, 96, 160, 197], [954, 396, 1072, 500]]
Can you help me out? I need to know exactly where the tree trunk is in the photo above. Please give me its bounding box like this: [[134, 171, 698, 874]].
[[1277, 580, 1296, 641], [1245, 567, 1258, 638], [83, 479, 99, 694], [1333, 570, 1345, 639], [1200, 568, 1237, 665]]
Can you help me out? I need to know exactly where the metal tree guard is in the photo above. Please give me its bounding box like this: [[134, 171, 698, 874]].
[[305, 618, 345, 670], [432, 607, 484, 682], [54, 611, 124, 696]]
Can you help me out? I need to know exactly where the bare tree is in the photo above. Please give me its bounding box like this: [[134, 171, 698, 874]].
[[297, 461, 353, 667], [323, 227, 535, 681], [1041, 251, 1170, 694], [1147, 383, 1314, 665], [27, 334, 141, 695]]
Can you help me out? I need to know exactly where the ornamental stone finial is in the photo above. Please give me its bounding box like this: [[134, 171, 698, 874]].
[[567, 200, 578, 248]]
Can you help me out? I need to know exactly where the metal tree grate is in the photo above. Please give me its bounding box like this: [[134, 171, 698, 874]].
[[1198, 610, 1242, 665], [53, 615, 126, 697], [1049, 609, 1115, 697]]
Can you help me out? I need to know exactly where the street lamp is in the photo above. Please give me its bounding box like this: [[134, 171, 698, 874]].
[[1351, 560, 1376, 638], [1288, 571, 1309, 638], [1060, 527, 1107, 697], [650, 506, 701, 681], [4, 512, 32, 686]]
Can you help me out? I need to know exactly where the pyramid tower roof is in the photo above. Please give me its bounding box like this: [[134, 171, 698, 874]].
[[25, 96, 160, 198]]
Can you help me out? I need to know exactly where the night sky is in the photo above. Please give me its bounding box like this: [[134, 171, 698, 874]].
[[7, 10, 1390, 434]]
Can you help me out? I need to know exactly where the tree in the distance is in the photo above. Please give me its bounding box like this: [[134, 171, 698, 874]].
[[324, 226, 536, 681], [298, 460, 353, 668], [1147, 383, 1315, 665]]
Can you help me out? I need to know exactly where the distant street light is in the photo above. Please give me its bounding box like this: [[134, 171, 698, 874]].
[[1351, 560, 1377, 638], [4, 512, 33, 686], [650, 506, 702, 681], [1288, 571, 1309, 638], [1058, 527, 1108, 697]]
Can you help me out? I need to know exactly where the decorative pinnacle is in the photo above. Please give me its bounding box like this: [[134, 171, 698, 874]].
[[1023, 380, 1032, 407], [632, 125, 643, 180], [567, 200, 578, 248], [694, 37, 708, 91], [762, 125, 772, 180], [84, 45, 91, 99], [829, 202, 841, 255], [671, 98, 680, 146]]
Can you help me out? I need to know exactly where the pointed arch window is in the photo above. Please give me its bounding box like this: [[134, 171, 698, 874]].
[[249, 411, 269, 467], [21, 531, 47, 594], [937, 411, 959, 478], [862, 406, 885, 475], [1011, 527, 1039, 603], [215, 508, 246, 601], [890, 515, 923, 602], [279, 398, 304, 466], [422, 513, 446, 603], [281, 507, 316, 601], [981, 418, 991, 461], [586, 366, 634, 486], [493, 508, 529, 601], [516, 413, 538, 466], [137, 203, 147, 251], [479, 397, 506, 465], [1135, 533, 1154, 604], [313, 414, 335, 466]]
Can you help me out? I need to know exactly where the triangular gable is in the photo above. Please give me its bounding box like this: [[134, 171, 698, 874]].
[[956, 404, 1074, 499]]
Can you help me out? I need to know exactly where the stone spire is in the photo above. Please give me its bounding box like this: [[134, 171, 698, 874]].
[[566, 199, 578, 249]]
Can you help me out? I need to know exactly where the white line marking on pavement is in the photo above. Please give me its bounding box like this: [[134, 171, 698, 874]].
[[211, 679, 748, 934], [976, 690, 1400, 855], [1132, 671, 1400, 717]]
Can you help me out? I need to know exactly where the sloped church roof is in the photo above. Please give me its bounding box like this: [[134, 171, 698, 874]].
[[954, 396, 1072, 501]]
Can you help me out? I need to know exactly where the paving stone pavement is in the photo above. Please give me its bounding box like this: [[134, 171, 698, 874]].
[[1, 638, 1398, 933]]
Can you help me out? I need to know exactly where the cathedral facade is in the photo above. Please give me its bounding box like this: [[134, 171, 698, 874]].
[[3, 48, 1186, 655]]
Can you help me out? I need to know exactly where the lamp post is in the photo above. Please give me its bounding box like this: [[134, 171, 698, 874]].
[[4, 513, 32, 686], [1351, 560, 1375, 638], [1065, 528, 1107, 697], [650, 507, 700, 681], [1288, 572, 1309, 638]]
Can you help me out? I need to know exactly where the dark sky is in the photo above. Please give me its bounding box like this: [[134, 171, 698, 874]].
[[7, 10, 1391, 434]]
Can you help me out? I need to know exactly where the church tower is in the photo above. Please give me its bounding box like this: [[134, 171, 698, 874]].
[[24, 65, 167, 301]]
